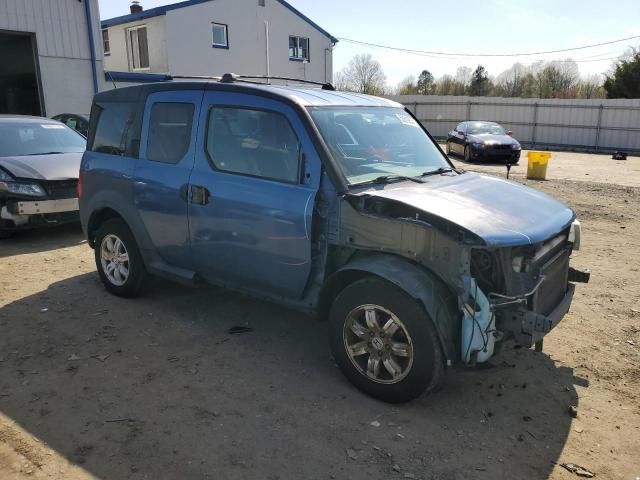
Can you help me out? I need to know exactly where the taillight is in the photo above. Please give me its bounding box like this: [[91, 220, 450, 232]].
[[77, 171, 83, 198]]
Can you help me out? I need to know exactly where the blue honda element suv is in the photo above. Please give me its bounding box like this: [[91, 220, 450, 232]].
[[79, 76, 588, 402]]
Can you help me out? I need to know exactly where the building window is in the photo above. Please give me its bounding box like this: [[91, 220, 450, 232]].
[[289, 36, 309, 61], [127, 25, 149, 70], [102, 29, 110, 56], [212, 23, 228, 49]]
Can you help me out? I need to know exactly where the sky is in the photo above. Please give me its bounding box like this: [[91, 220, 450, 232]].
[[97, 0, 640, 86]]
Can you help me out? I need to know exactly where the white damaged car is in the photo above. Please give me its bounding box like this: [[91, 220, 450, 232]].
[[0, 115, 85, 238]]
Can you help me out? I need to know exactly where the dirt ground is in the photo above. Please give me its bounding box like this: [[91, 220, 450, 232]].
[[1, 152, 639, 480]]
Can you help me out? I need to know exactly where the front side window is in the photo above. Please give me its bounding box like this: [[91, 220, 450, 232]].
[[0, 121, 85, 157], [146, 102, 194, 164], [289, 36, 309, 61], [127, 25, 149, 70], [212, 23, 228, 48], [206, 107, 300, 183], [309, 107, 450, 186], [102, 29, 110, 55]]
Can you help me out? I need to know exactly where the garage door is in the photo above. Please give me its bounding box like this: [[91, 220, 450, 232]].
[[0, 31, 43, 116]]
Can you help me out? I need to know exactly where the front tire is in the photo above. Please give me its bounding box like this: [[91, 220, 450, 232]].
[[464, 145, 473, 162], [94, 218, 146, 297], [329, 277, 445, 403]]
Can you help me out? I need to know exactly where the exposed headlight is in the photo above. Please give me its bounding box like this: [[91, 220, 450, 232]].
[[0, 168, 13, 181], [511, 144, 521, 150], [512, 255, 524, 272], [568, 219, 581, 251], [0, 180, 47, 197]]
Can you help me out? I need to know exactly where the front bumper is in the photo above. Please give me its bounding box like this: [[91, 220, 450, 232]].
[[520, 282, 575, 346], [1, 197, 79, 231], [471, 146, 521, 162], [8, 198, 79, 215]]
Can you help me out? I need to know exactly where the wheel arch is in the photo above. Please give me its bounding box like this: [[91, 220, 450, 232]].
[[320, 253, 460, 363], [87, 207, 125, 248]]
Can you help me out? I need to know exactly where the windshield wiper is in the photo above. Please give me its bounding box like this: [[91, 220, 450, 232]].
[[419, 167, 462, 177], [368, 174, 425, 185], [31, 151, 66, 155]]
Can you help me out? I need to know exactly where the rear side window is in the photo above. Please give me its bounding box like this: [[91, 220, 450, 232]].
[[146, 102, 195, 164], [205, 107, 300, 183], [89, 102, 140, 157]]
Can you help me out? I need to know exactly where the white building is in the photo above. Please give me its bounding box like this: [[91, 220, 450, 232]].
[[101, 0, 337, 84], [0, 0, 106, 117]]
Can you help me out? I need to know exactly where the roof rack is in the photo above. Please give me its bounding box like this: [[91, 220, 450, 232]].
[[223, 74, 336, 91], [167, 73, 335, 90]]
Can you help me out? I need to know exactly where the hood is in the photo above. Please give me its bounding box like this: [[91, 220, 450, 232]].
[[467, 133, 519, 145], [0, 152, 82, 181], [354, 173, 574, 247]]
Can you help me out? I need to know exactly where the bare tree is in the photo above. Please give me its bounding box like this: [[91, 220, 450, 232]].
[[455, 66, 472, 93], [338, 54, 387, 95], [435, 75, 458, 96], [396, 75, 418, 95], [535, 60, 579, 98], [495, 63, 527, 97], [577, 74, 605, 99]]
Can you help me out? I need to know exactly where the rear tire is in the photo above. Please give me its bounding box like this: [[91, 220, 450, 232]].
[[329, 277, 445, 403], [94, 218, 146, 297]]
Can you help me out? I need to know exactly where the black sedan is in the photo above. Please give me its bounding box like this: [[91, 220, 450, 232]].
[[52, 113, 89, 138], [0, 115, 86, 238], [446, 121, 521, 163]]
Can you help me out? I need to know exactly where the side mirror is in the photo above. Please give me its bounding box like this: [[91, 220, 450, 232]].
[[507, 130, 513, 136], [457, 130, 465, 136]]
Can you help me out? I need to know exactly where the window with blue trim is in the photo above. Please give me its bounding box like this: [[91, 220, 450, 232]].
[[289, 36, 309, 61], [212, 23, 229, 49]]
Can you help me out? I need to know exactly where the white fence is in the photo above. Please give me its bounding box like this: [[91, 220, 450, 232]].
[[388, 95, 640, 153]]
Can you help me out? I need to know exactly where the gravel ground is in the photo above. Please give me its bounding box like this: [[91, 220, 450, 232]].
[[1, 152, 639, 480]]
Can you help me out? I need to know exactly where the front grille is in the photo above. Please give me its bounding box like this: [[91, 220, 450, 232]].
[[533, 248, 570, 315], [44, 180, 78, 200]]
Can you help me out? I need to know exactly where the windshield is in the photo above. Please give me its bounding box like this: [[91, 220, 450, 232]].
[[0, 121, 86, 157], [467, 123, 506, 135], [309, 107, 450, 185]]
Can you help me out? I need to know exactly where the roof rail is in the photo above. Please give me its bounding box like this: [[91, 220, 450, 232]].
[[221, 73, 335, 90], [165, 73, 336, 90]]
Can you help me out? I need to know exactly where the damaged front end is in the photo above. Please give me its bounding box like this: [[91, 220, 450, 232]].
[[466, 220, 588, 360], [338, 190, 589, 366]]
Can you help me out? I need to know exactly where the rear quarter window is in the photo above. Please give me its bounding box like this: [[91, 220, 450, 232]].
[[88, 102, 141, 157], [146, 102, 195, 164]]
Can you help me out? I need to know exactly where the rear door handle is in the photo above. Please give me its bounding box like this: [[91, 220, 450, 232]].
[[190, 185, 210, 205]]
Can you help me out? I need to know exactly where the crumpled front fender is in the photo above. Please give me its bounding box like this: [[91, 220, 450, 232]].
[[333, 253, 460, 364]]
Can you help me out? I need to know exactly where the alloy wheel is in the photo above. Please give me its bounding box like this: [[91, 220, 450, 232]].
[[343, 304, 414, 384]]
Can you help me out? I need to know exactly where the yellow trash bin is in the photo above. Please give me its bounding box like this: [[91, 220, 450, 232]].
[[527, 151, 551, 180]]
